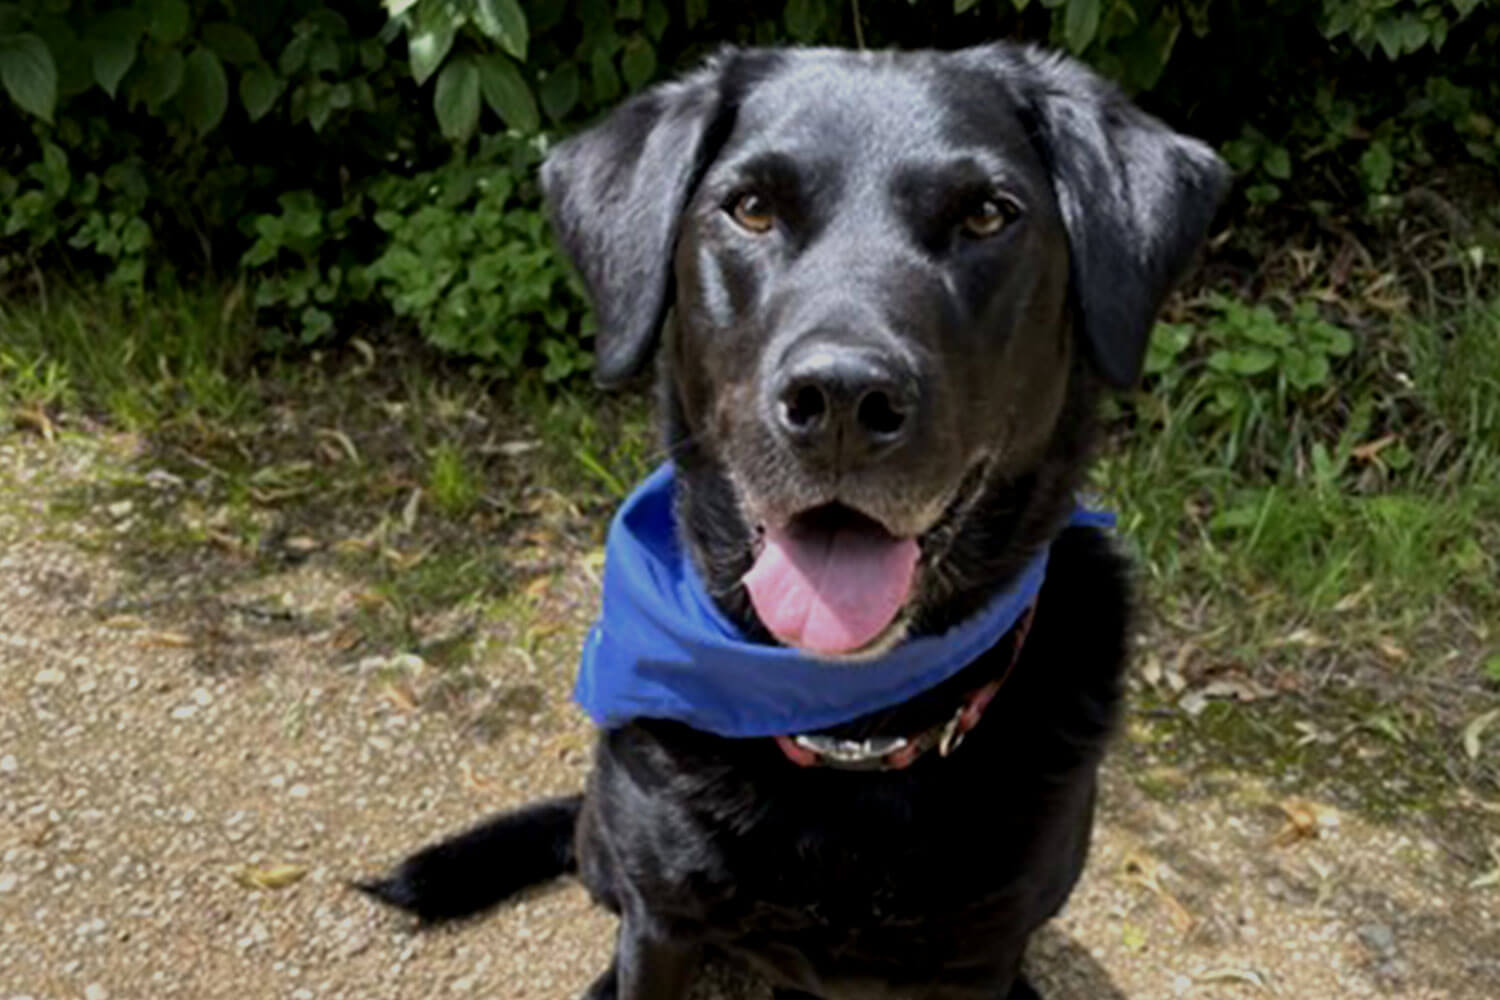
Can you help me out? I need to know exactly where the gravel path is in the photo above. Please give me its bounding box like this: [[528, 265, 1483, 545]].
[[2, 432, 1497, 1000]]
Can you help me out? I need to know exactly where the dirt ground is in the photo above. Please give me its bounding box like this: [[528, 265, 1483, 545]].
[[3, 429, 1499, 1000]]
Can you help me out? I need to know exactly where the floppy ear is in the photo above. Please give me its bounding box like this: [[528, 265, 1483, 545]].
[[541, 54, 732, 388], [1004, 48, 1230, 387]]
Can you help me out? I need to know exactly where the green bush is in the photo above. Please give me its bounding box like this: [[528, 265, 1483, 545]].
[[1, 0, 1497, 379]]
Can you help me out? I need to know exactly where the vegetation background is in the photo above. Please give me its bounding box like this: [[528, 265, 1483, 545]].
[[1, 0, 1498, 898]]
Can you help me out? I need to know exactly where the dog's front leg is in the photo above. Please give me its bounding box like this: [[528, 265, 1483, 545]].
[[583, 913, 699, 1000]]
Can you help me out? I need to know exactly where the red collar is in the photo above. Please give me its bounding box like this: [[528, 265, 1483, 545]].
[[774, 602, 1037, 771]]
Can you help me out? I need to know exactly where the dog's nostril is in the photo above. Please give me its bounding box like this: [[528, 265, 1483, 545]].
[[782, 384, 828, 432], [857, 389, 906, 438]]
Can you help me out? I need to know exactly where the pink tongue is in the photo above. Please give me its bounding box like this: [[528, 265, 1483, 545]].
[[742, 516, 920, 657]]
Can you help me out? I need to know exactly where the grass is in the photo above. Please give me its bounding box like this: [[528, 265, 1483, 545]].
[[2, 266, 1498, 851], [4, 280, 1497, 687], [0, 284, 260, 430], [1098, 279, 1500, 695]]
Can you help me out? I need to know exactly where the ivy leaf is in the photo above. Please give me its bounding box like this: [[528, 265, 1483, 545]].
[[0, 33, 58, 123], [478, 52, 538, 133], [182, 48, 229, 135], [474, 0, 529, 61], [240, 64, 283, 121], [434, 56, 481, 142], [202, 23, 261, 66], [408, 25, 454, 85], [1064, 0, 1101, 53]]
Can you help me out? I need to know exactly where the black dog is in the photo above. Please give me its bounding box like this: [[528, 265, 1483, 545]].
[[362, 43, 1227, 1000]]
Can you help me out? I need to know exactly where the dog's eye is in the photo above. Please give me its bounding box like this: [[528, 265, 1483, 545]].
[[729, 192, 775, 234], [961, 197, 1020, 239]]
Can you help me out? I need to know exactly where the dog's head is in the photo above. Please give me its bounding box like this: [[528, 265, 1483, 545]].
[[543, 45, 1228, 658]]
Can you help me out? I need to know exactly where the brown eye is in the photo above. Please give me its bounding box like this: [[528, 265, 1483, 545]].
[[962, 197, 1019, 239], [730, 192, 775, 234]]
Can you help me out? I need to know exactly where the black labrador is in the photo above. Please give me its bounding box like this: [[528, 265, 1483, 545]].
[[362, 43, 1228, 1000]]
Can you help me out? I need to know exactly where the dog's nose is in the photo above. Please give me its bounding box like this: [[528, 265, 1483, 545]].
[[773, 347, 916, 464]]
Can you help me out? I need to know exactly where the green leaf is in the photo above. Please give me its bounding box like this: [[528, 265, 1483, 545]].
[[1373, 18, 1402, 60], [138, 48, 184, 110], [408, 26, 454, 85], [1359, 141, 1394, 193], [240, 64, 283, 121], [956, 0, 981, 11], [1208, 347, 1277, 376], [590, 47, 620, 103], [1064, 0, 1101, 53], [434, 56, 481, 142], [685, 0, 709, 27], [474, 0, 529, 61], [1282, 350, 1329, 390], [0, 33, 58, 123], [539, 62, 579, 121], [145, 0, 191, 45], [33, 14, 89, 99], [202, 23, 261, 66], [300, 306, 334, 343], [279, 33, 311, 75], [645, 0, 670, 40], [1263, 146, 1292, 180], [478, 53, 539, 133], [1246, 182, 1280, 205], [308, 36, 339, 75], [182, 48, 229, 135], [784, 0, 825, 41], [89, 34, 137, 98], [621, 36, 655, 91]]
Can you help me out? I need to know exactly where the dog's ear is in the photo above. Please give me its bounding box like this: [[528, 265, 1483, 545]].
[[541, 53, 733, 388], [999, 48, 1230, 388]]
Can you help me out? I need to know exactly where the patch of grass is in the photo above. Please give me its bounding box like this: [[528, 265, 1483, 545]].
[[1403, 296, 1500, 483], [0, 283, 260, 429], [426, 440, 483, 518], [4, 271, 1494, 714], [516, 378, 656, 501], [1103, 288, 1500, 687]]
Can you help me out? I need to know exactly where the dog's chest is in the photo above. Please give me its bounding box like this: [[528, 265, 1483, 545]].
[[672, 765, 1094, 993]]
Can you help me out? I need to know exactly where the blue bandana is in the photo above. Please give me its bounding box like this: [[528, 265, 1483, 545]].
[[574, 463, 1113, 738]]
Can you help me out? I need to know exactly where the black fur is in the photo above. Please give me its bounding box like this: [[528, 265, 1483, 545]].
[[362, 42, 1227, 999], [355, 795, 581, 924]]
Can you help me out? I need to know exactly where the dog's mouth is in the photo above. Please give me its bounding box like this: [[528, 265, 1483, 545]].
[[743, 503, 921, 658], [741, 461, 991, 659]]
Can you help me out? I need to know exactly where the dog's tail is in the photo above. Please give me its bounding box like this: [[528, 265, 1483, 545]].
[[356, 794, 582, 923]]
